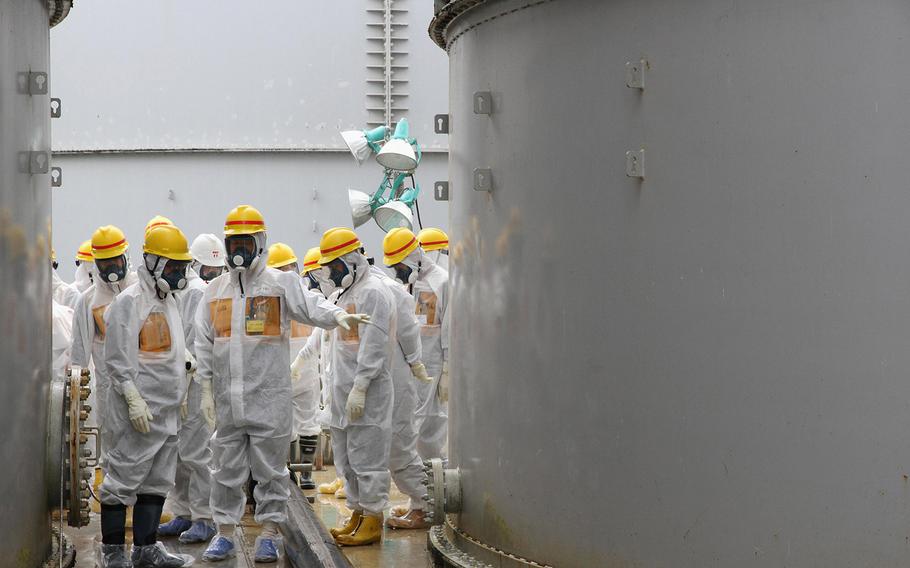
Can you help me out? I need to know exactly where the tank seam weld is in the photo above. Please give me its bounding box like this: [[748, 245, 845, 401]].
[[446, 516, 554, 567], [432, 0, 554, 53]]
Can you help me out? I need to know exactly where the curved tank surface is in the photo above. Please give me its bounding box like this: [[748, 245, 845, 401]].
[[0, 0, 53, 565], [436, 0, 910, 566]]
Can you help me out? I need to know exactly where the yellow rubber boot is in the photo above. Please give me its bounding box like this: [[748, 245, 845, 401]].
[[90, 468, 103, 514], [336, 513, 383, 546], [330, 509, 362, 538], [318, 477, 343, 495], [335, 485, 346, 500]]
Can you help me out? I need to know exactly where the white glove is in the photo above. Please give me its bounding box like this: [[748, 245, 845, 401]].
[[185, 350, 197, 373], [437, 361, 449, 403], [345, 384, 368, 421], [200, 379, 216, 429], [410, 361, 432, 384], [335, 311, 372, 331], [290, 352, 306, 381], [123, 382, 153, 434]]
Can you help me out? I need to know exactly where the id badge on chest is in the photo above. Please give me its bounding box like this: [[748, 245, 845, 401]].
[[416, 291, 438, 327], [245, 296, 281, 336]]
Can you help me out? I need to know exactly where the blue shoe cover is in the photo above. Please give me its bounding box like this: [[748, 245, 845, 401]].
[[179, 520, 216, 544], [201, 535, 236, 562], [158, 517, 192, 536], [253, 536, 280, 563]]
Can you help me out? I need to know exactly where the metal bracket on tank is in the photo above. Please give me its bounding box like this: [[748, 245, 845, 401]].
[[473, 169, 493, 192], [435, 114, 450, 133], [51, 167, 63, 187], [625, 58, 648, 90], [30, 151, 49, 174], [28, 71, 48, 95], [434, 181, 450, 201], [51, 98, 62, 118], [473, 91, 492, 115], [626, 149, 645, 179]]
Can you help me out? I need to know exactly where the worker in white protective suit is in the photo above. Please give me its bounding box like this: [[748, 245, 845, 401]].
[[368, 261, 435, 529], [97, 224, 195, 568], [298, 256, 348, 499], [383, 228, 450, 461], [196, 206, 369, 563], [52, 299, 74, 380], [314, 227, 396, 547], [416, 227, 449, 272], [270, 243, 321, 491], [52, 248, 80, 309], [73, 239, 96, 293], [190, 233, 228, 283], [71, 226, 139, 508], [158, 230, 223, 544]]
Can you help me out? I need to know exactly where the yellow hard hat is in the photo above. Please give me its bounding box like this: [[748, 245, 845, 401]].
[[145, 215, 174, 236], [417, 227, 449, 252], [76, 240, 94, 263], [224, 204, 266, 236], [382, 227, 418, 266], [144, 225, 192, 261], [319, 227, 362, 264], [301, 247, 321, 274], [267, 242, 298, 269], [91, 225, 129, 260]]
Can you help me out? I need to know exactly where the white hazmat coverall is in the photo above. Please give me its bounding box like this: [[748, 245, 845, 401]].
[[290, 320, 321, 438], [328, 253, 396, 516], [195, 250, 343, 525], [170, 267, 214, 521], [371, 266, 426, 508], [73, 262, 95, 293], [71, 272, 139, 456], [409, 250, 450, 460], [52, 300, 74, 380], [53, 270, 80, 309], [99, 268, 186, 504]]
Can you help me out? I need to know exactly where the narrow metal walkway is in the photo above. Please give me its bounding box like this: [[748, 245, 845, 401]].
[[281, 484, 353, 568], [64, 468, 429, 567]]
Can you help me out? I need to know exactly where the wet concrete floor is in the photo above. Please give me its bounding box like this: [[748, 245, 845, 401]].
[[311, 466, 432, 568], [65, 466, 432, 568]]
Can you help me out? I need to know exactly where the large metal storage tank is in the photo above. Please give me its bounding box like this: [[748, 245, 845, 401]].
[[1, 0, 59, 565], [430, 1, 910, 566]]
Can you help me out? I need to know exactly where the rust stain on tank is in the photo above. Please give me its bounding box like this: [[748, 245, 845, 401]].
[[482, 493, 514, 549]]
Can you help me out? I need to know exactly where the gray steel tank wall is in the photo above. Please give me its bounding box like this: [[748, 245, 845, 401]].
[[0, 0, 53, 565], [442, 0, 910, 566]]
